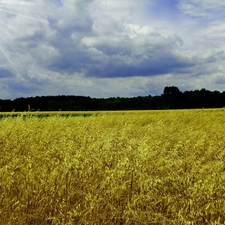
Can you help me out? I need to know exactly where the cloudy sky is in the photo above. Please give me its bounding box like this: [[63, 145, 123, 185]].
[[0, 0, 225, 99]]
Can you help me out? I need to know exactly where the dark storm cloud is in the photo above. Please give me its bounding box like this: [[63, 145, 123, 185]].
[[85, 52, 193, 78], [45, 20, 192, 78]]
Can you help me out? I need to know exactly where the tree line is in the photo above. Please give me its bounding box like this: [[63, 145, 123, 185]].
[[1, 86, 225, 112]]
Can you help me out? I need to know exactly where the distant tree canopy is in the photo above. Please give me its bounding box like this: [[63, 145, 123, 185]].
[[1, 86, 225, 111], [162, 86, 183, 109], [163, 86, 181, 96]]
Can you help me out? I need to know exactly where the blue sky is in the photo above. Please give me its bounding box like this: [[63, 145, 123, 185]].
[[0, 0, 225, 99]]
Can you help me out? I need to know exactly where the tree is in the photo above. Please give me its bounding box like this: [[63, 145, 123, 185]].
[[163, 86, 181, 96], [163, 86, 183, 109]]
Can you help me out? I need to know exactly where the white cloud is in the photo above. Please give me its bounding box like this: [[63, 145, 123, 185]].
[[178, 0, 225, 17]]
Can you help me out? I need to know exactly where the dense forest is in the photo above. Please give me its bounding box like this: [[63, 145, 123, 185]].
[[1, 86, 225, 112]]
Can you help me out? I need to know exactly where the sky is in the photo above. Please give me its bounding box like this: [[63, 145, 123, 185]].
[[0, 0, 225, 99]]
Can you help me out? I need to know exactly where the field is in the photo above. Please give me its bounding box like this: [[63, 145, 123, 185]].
[[1, 109, 225, 224]]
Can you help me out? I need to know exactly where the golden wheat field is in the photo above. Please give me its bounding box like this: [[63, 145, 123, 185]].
[[1, 109, 225, 224]]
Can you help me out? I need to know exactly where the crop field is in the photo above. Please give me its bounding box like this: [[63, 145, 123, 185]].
[[1, 109, 225, 224]]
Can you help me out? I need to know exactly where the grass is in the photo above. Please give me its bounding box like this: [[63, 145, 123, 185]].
[[1, 109, 225, 224]]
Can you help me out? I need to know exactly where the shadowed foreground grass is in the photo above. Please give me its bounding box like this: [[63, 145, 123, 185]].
[[1, 110, 225, 224]]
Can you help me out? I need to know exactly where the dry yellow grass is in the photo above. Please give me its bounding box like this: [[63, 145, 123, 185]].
[[1, 109, 225, 224]]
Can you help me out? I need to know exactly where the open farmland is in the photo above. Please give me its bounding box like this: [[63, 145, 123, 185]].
[[1, 110, 225, 224]]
